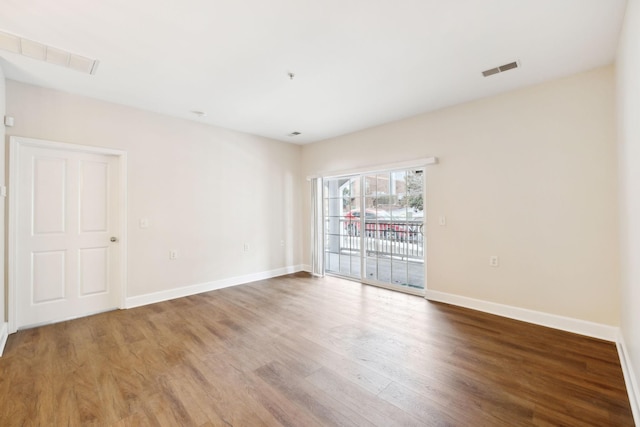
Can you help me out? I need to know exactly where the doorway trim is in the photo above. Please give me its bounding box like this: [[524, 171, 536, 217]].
[[8, 136, 128, 334], [307, 157, 438, 181], [314, 157, 437, 295]]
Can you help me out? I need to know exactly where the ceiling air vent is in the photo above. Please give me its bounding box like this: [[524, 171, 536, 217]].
[[0, 29, 99, 75], [482, 61, 519, 77]]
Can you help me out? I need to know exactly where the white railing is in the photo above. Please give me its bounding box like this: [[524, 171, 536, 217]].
[[326, 218, 424, 261]]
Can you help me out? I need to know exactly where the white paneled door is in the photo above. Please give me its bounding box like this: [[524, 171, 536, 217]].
[[14, 142, 122, 329]]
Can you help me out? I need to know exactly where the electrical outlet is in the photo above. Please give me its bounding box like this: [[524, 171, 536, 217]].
[[243, 243, 250, 252], [439, 216, 446, 226], [139, 217, 149, 229], [489, 256, 499, 267], [170, 250, 178, 260], [280, 240, 285, 247]]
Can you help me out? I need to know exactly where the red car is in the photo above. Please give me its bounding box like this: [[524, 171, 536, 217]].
[[344, 209, 403, 237]]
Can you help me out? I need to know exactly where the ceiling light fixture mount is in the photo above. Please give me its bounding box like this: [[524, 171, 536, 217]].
[[190, 110, 207, 117], [288, 131, 301, 137], [287, 72, 295, 80]]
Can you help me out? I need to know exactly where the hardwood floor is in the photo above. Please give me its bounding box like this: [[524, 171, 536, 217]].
[[0, 273, 633, 426]]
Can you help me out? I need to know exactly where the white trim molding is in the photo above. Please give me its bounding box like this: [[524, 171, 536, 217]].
[[0, 323, 8, 356], [125, 265, 306, 308], [424, 289, 619, 342], [307, 156, 438, 180], [617, 332, 640, 425]]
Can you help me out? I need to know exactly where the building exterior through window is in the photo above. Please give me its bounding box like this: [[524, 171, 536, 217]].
[[323, 168, 425, 293]]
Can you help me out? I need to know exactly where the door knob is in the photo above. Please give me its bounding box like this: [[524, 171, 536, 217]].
[[110, 237, 118, 242]]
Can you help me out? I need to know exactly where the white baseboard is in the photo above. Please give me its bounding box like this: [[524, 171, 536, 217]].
[[301, 264, 312, 273], [617, 332, 640, 425], [424, 289, 619, 342], [125, 265, 305, 309], [0, 322, 8, 357]]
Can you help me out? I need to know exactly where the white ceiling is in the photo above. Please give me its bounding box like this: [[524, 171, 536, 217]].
[[0, 0, 628, 144]]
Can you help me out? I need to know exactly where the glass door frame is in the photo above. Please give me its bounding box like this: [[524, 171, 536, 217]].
[[321, 165, 428, 296]]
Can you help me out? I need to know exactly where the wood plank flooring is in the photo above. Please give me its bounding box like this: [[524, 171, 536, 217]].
[[0, 272, 634, 426]]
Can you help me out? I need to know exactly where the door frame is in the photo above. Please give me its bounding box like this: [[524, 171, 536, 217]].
[[316, 157, 437, 296], [8, 136, 128, 334], [322, 171, 426, 296]]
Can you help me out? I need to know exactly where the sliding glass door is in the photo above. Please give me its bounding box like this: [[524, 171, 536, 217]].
[[324, 176, 361, 279], [323, 168, 425, 293]]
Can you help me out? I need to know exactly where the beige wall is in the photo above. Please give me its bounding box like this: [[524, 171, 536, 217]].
[[5, 81, 303, 298], [302, 66, 619, 325], [5, 67, 618, 327], [0, 66, 5, 327], [617, 0, 640, 413]]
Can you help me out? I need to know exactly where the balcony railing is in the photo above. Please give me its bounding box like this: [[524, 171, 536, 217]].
[[325, 218, 424, 261]]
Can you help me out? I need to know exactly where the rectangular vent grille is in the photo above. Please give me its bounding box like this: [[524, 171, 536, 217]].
[[0, 29, 99, 75], [482, 61, 519, 77], [482, 68, 500, 77]]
